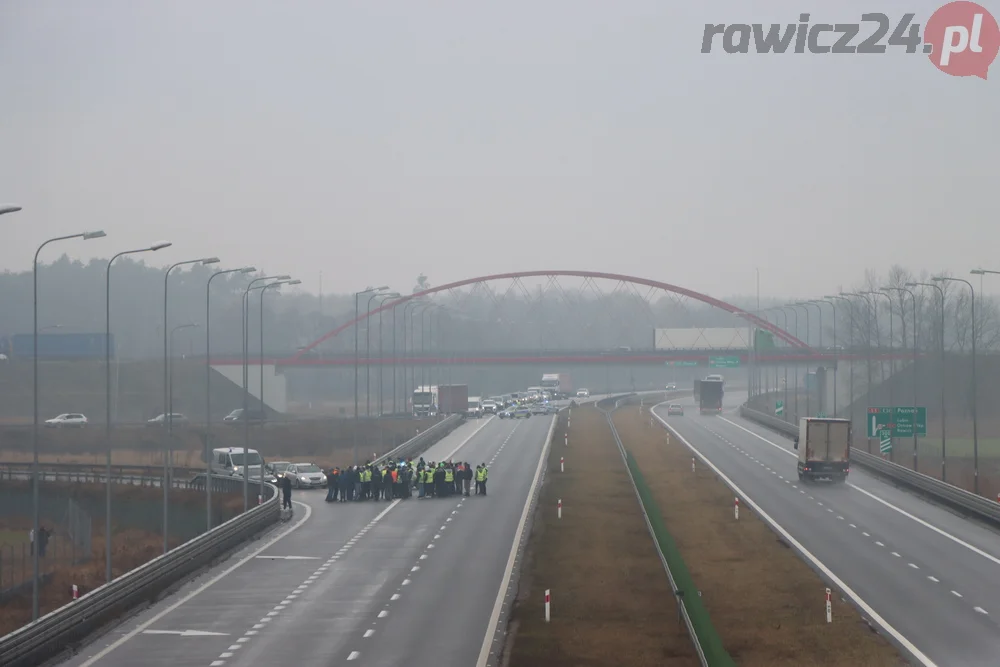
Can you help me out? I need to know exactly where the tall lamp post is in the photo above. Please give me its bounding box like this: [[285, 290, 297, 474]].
[[771, 307, 790, 422], [881, 286, 918, 471], [365, 290, 393, 417], [907, 282, 947, 482], [782, 305, 800, 420], [934, 275, 979, 494], [240, 275, 290, 509], [205, 266, 256, 530], [402, 300, 421, 414], [354, 287, 387, 463], [826, 295, 854, 423], [373, 293, 400, 415], [798, 301, 823, 415], [105, 241, 171, 583], [842, 292, 876, 452], [811, 299, 836, 415], [32, 229, 107, 620], [391, 298, 409, 415], [865, 290, 895, 459], [163, 257, 219, 553]]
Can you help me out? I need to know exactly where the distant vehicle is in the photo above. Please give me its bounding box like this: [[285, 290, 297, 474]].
[[545, 403, 559, 414], [267, 461, 292, 479], [285, 463, 327, 489], [211, 447, 275, 482], [665, 383, 677, 391], [412, 385, 438, 417], [45, 413, 87, 428], [224, 408, 266, 424], [438, 385, 469, 415], [513, 405, 532, 418], [467, 396, 483, 418], [794, 418, 851, 483], [529, 403, 547, 415], [498, 407, 513, 419], [482, 400, 498, 414], [699, 380, 723, 414], [576, 388, 590, 398], [147, 413, 189, 427], [666, 404, 685, 416], [541, 373, 573, 398], [705, 374, 724, 383]]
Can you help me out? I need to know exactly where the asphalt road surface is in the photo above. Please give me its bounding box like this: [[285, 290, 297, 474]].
[[654, 392, 1000, 667], [56, 410, 556, 667]]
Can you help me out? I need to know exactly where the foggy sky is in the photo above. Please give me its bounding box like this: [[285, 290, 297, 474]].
[[2, 0, 997, 302]]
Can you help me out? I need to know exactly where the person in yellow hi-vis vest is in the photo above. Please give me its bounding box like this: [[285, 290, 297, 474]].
[[475, 464, 488, 496]]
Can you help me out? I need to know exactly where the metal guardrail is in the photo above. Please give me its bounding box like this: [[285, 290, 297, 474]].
[[739, 404, 1000, 527], [597, 396, 709, 667], [371, 414, 463, 466], [0, 476, 280, 667]]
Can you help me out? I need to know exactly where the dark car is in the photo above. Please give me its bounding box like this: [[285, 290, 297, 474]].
[[224, 408, 266, 424]]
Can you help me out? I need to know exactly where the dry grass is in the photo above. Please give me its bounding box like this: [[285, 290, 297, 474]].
[[0, 481, 244, 637], [616, 406, 907, 667], [504, 406, 700, 667]]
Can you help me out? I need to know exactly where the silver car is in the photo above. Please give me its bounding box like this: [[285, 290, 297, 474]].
[[285, 463, 327, 489]]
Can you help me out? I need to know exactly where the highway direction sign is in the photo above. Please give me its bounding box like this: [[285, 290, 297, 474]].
[[665, 361, 699, 367], [866, 407, 926, 438], [775, 400, 784, 416], [709, 356, 740, 368]]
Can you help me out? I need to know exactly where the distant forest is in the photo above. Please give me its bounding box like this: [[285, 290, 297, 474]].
[[0, 258, 996, 359]]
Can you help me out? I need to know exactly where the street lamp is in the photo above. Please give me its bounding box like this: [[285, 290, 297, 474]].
[[354, 286, 387, 463], [934, 275, 979, 494], [258, 279, 299, 502], [205, 266, 255, 530], [825, 296, 854, 419], [810, 299, 836, 415], [770, 307, 791, 422], [402, 300, 422, 414], [787, 304, 808, 418], [104, 241, 171, 583], [907, 282, 947, 482], [162, 257, 219, 553], [390, 297, 410, 415], [864, 290, 894, 459], [882, 286, 918, 471], [32, 229, 106, 620], [241, 275, 290, 509], [365, 290, 394, 417], [373, 293, 400, 415], [842, 292, 876, 452]]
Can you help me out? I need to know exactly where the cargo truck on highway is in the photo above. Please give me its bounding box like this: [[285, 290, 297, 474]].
[[693, 379, 702, 403], [412, 385, 438, 417], [437, 384, 469, 416], [698, 379, 723, 414], [541, 373, 572, 398], [793, 417, 851, 483]]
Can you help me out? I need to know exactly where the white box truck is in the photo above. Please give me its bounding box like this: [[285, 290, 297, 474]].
[[793, 417, 851, 483]]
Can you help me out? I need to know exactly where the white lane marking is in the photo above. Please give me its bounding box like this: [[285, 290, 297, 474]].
[[348, 651, 361, 660], [876, 541, 885, 547], [378, 610, 388, 618], [419, 554, 428, 560], [402, 579, 411, 586], [211, 662, 224, 667], [220, 652, 233, 658], [974, 606, 988, 614], [892, 552, 901, 558], [653, 409, 938, 667], [908, 563, 919, 569], [411, 566, 420, 572], [390, 593, 400, 601], [364, 629, 375, 638], [928, 576, 939, 582], [718, 415, 1000, 570], [76, 500, 313, 667], [952, 590, 963, 598], [863, 532, 871, 537], [476, 414, 556, 667]]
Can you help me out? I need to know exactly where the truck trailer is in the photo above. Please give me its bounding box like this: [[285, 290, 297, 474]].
[[437, 384, 469, 416], [698, 379, 723, 414], [541, 373, 573, 398]]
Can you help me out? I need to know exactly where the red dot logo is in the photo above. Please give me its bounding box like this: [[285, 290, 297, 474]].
[[925, 1, 1000, 78]]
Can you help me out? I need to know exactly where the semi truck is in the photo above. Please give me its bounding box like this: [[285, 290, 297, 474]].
[[693, 379, 702, 402], [466, 396, 483, 418], [698, 379, 724, 414], [541, 373, 573, 398], [411, 385, 438, 416], [437, 384, 469, 415], [793, 417, 851, 482]]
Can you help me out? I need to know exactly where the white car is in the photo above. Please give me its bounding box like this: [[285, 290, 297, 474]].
[[285, 463, 327, 489], [576, 389, 590, 398], [666, 383, 677, 391], [45, 413, 88, 428]]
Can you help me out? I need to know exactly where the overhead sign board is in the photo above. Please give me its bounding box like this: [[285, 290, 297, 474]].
[[866, 407, 927, 438]]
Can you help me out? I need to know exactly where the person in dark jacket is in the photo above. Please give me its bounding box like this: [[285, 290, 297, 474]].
[[339, 466, 352, 502], [326, 468, 338, 502], [279, 474, 293, 509]]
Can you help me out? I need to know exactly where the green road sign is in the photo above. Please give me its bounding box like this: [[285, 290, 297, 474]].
[[775, 400, 784, 416], [866, 407, 927, 438], [709, 356, 740, 368], [665, 360, 699, 367], [817, 413, 827, 418]]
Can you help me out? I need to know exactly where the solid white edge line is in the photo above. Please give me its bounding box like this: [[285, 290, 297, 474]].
[[717, 415, 1000, 569], [653, 406, 937, 667], [475, 413, 556, 667], [77, 499, 314, 667]]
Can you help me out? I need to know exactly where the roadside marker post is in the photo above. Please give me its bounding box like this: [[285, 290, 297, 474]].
[[557, 499, 562, 519], [564, 433, 568, 447], [734, 497, 739, 520], [826, 588, 832, 623], [560, 457, 564, 472], [692, 457, 696, 473], [71, 584, 78, 600], [544, 589, 551, 622]]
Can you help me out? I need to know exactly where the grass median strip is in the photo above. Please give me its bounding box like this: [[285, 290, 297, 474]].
[[616, 406, 907, 667], [504, 406, 700, 667]]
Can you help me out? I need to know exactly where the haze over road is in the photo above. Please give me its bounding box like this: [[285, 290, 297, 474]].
[[655, 392, 1000, 667]]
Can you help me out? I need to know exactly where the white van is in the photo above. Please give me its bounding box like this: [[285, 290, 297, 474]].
[[212, 447, 273, 482]]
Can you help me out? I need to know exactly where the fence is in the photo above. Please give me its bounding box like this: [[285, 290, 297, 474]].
[[0, 498, 93, 602]]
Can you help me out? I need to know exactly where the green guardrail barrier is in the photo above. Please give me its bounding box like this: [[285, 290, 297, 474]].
[[625, 450, 737, 667]]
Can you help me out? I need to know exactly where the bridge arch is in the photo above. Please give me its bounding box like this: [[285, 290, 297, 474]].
[[291, 270, 809, 360]]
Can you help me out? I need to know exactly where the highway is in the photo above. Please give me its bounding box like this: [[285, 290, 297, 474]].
[[654, 392, 1000, 667], [56, 411, 555, 667]]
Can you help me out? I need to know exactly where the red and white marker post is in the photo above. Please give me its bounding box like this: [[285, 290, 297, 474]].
[[544, 589, 551, 622], [560, 457, 564, 472], [557, 499, 562, 519], [825, 588, 832, 623], [691, 457, 696, 473], [71, 584, 78, 600], [734, 497, 739, 520], [564, 433, 568, 447]]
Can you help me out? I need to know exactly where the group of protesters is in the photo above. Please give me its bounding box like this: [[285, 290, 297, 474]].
[[324, 457, 489, 503]]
